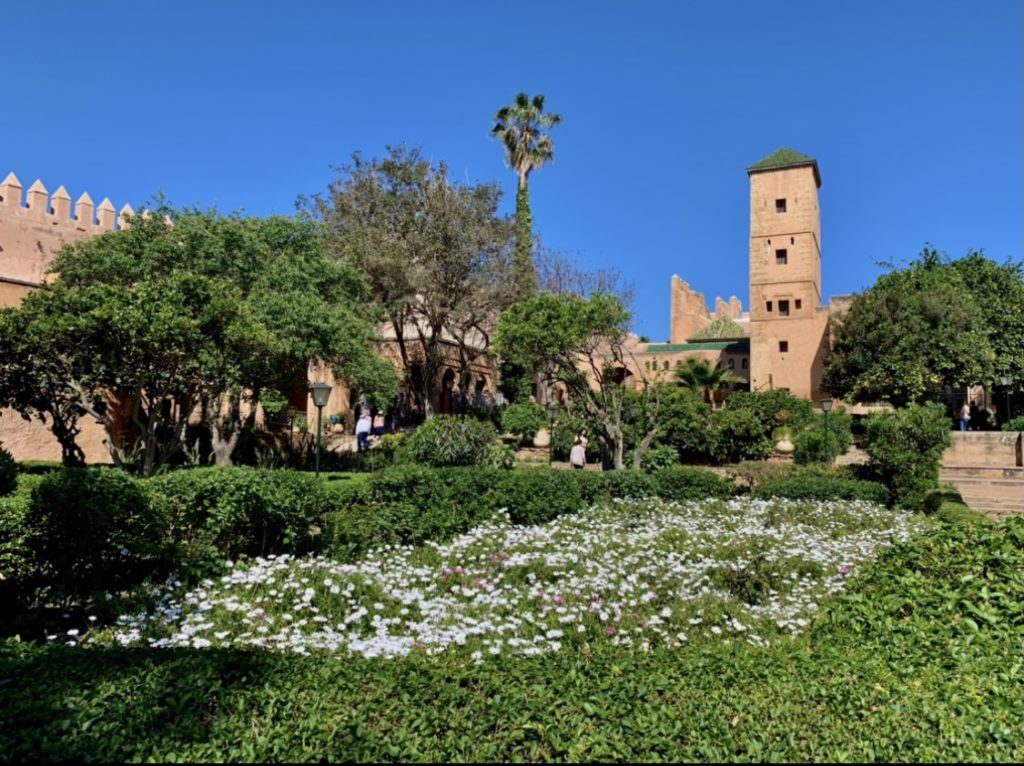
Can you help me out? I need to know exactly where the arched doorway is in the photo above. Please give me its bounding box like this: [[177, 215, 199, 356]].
[[440, 368, 456, 415]]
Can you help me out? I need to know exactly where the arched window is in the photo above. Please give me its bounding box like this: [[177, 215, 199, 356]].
[[727, 358, 735, 369]]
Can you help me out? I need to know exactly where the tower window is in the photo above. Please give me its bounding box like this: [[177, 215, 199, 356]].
[[778, 299, 790, 316], [790, 236, 795, 245], [795, 299, 802, 310], [766, 301, 773, 312], [775, 248, 788, 265], [775, 198, 787, 213], [779, 341, 789, 353]]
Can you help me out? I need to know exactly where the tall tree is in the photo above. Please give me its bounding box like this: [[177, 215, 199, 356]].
[[492, 92, 562, 298], [306, 146, 516, 417], [0, 208, 391, 473], [822, 247, 996, 407], [494, 292, 662, 469]]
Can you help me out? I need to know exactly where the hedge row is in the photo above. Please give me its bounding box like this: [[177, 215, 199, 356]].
[[1, 463, 898, 617]]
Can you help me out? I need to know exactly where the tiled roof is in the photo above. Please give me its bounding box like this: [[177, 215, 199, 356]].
[[687, 315, 749, 342], [747, 147, 821, 187], [644, 340, 749, 354]]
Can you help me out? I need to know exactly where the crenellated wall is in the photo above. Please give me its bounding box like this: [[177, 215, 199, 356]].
[[0, 172, 135, 305], [0, 172, 136, 460]]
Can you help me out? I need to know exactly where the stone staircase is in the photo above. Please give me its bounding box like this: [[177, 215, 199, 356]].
[[939, 465, 1024, 520]]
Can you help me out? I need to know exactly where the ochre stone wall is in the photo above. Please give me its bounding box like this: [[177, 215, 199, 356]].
[[942, 431, 1023, 468]]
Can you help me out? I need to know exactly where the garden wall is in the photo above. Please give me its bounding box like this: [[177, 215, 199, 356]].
[[942, 431, 1023, 468]]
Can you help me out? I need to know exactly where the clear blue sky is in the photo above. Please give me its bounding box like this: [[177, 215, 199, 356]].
[[4, 1, 1021, 340]]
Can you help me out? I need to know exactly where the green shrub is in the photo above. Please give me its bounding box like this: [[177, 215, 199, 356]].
[[863, 403, 952, 509], [724, 461, 854, 491], [651, 467, 736, 502], [709, 407, 773, 463], [405, 416, 497, 467], [25, 468, 164, 601], [146, 467, 327, 569], [629, 444, 679, 473], [653, 386, 713, 463], [0, 476, 43, 607], [501, 403, 547, 445], [483, 443, 517, 469], [922, 486, 965, 515], [15, 460, 63, 475], [794, 408, 854, 464], [0, 445, 17, 497], [751, 476, 890, 505], [496, 468, 584, 525], [1002, 415, 1024, 431], [593, 470, 657, 501]]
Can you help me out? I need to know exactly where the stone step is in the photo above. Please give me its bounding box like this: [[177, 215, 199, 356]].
[[940, 465, 1024, 480]]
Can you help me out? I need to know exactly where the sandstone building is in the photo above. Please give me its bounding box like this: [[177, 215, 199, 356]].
[[629, 148, 843, 404]]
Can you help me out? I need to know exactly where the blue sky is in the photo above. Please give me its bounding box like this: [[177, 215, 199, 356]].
[[4, 1, 1020, 340]]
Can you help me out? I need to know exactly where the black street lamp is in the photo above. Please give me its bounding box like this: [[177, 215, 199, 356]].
[[1000, 375, 1014, 424], [546, 402, 559, 466], [310, 383, 332, 478], [821, 398, 833, 463]]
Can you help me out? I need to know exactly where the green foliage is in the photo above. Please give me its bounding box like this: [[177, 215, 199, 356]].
[[4, 513, 1023, 762], [0, 445, 17, 497], [1002, 415, 1024, 432], [674, 358, 744, 405], [591, 470, 656, 501], [146, 468, 327, 570], [500, 402, 547, 444], [496, 468, 583, 525], [405, 416, 497, 467], [483, 443, 517, 470], [630, 444, 679, 473], [550, 409, 600, 462], [650, 467, 736, 502], [823, 247, 1022, 406], [709, 407, 773, 463], [793, 409, 854, 464], [751, 477, 890, 505], [724, 461, 854, 491], [652, 385, 713, 463], [25, 469, 164, 602], [492, 92, 562, 297], [0, 476, 42, 606], [862, 403, 952, 509], [308, 146, 515, 416]]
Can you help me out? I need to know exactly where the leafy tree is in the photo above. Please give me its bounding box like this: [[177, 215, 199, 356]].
[[307, 147, 515, 417], [492, 93, 562, 297], [494, 293, 661, 469], [862, 402, 952, 508], [674, 358, 744, 407], [500, 402, 547, 445], [1, 209, 389, 474], [948, 251, 1024, 400], [823, 247, 996, 406], [651, 385, 713, 463]]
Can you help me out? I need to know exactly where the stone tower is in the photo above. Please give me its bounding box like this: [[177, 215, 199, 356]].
[[746, 148, 830, 401]]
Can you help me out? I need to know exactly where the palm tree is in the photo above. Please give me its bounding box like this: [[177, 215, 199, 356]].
[[492, 92, 562, 298], [675, 358, 743, 408]]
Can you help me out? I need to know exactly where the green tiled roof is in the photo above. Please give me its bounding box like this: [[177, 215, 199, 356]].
[[645, 340, 750, 354], [687, 315, 749, 342], [747, 147, 821, 187]]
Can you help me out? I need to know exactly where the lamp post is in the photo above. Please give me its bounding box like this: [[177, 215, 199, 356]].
[[821, 398, 833, 463], [310, 383, 332, 478], [999, 375, 1014, 424], [545, 402, 559, 466]]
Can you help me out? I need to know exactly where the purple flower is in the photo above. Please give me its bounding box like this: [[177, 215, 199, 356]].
[[605, 626, 617, 636], [839, 566, 850, 575]]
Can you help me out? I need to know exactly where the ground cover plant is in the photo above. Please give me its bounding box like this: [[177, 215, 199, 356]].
[[89, 496, 917, 658], [2, 508, 1021, 762]]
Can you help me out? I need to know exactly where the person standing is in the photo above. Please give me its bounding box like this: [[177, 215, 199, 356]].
[[356, 412, 372, 452], [569, 436, 587, 470], [372, 412, 385, 437], [959, 401, 971, 432]]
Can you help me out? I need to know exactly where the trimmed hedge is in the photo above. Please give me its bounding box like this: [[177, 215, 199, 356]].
[[146, 467, 327, 568], [25, 469, 164, 601], [651, 467, 737, 502], [751, 476, 890, 505], [0, 446, 17, 497]]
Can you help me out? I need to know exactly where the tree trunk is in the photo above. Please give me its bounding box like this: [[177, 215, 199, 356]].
[[51, 415, 86, 467], [514, 184, 536, 298]]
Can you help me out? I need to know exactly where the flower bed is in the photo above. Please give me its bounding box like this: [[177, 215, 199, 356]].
[[98, 497, 921, 659]]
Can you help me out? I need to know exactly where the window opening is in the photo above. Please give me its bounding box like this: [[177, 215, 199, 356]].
[[775, 198, 787, 213], [776, 249, 788, 265], [779, 341, 789, 353], [778, 299, 790, 316]]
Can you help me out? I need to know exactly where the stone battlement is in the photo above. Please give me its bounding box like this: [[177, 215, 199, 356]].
[[0, 171, 134, 231]]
